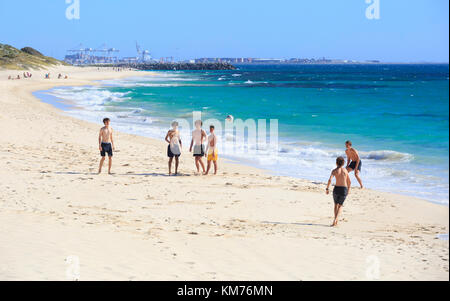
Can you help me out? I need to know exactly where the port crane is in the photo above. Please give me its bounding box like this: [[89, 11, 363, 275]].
[[136, 41, 152, 62]]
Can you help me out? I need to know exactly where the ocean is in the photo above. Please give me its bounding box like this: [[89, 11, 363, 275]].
[[35, 64, 449, 204]]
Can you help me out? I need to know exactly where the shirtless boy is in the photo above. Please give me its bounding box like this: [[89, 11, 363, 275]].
[[189, 120, 207, 174], [345, 140, 363, 188], [326, 156, 351, 227], [165, 121, 182, 175], [98, 118, 115, 174], [204, 125, 218, 175]]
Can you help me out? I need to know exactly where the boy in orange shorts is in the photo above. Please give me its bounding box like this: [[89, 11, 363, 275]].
[[204, 125, 218, 175]]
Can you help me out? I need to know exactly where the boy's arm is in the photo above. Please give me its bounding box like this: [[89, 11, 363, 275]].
[[346, 172, 352, 194], [326, 171, 334, 194], [189, 138, 193, 152], [212, 135, 217, 156], [165, 131, 170, 144], [98, 129, 103, 151], [202, 130, 207, 143], [110, 129, 115, 150], [345, 150, 350, 167], [354, 149, 360, 169]]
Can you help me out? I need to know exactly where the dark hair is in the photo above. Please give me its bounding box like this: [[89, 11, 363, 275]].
[[103, 118, 110, 124], [210, 125, 215, 129], [345, 140, 352, 146], [336, 156, 345, 167]]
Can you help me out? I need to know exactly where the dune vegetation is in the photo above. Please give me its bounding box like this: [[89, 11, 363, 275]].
[[0, 43, 68, 70]]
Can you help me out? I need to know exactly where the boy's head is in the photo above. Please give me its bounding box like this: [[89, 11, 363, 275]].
[[345, 140, 352, 149], [336, 156, 345, 167], [195, 120, 203, 129], [103, 118, 110, 126], [171, 121, 179, 129], [209, 125, 215, 132]]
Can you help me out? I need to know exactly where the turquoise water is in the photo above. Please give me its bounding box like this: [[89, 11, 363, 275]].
[[41, 64, 449, 204]]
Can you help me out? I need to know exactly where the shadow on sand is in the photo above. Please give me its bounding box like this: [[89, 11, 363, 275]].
[[261, 221, 330, 228], [53, 171, 190, 177], [54, 171, 98, 175], [120, 172, 189, 177]]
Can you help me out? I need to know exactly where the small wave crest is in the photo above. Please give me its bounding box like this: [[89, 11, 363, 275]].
[[360, 150, 413, 162], [48, 87, 130, 106]]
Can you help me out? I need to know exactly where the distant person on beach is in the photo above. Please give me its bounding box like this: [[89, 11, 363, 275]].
[[165, 121, 182, 175], [98, 118, 115, 174], [345, 140, 363, 188], [189, 120, 206, 174], [204, 125, 218, 175], [326, 156, 351, 227]]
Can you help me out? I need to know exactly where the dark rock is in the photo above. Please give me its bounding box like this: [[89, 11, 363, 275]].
[[21, 47, 44, 56]]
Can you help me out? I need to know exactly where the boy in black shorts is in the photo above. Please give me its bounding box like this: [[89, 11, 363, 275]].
[[165, 121, 182, 175], [326, 156, 351, 227], [345, 140, 363, 188], [98, 118, 115, 174]]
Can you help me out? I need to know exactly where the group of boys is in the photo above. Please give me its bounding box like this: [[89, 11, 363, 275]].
[[97, 118, 363, 227]]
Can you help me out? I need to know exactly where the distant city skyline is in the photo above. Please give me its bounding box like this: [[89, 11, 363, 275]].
[[0, 0, 448, 63]]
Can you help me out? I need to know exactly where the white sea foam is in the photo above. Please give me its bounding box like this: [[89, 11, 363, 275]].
[[48, 88, 130, 106]]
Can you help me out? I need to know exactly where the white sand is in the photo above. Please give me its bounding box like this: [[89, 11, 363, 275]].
[[0, 66, 448, 280]]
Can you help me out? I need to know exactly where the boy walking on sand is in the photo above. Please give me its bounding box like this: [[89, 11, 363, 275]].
[[98, 118, 115, 174], [204, 125, 218, 175], [165, 121, 182, 175], [326, 156, 351, 227], [345, 140, 364, 188]]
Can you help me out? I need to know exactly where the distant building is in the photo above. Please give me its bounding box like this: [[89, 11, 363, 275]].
[[251, 58, 284, 63], [121, 57, 139, 64]]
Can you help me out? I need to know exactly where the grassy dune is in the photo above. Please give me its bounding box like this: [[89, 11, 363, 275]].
[[0, 44, 68, 70]]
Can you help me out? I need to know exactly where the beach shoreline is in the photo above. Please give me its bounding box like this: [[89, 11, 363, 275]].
[[0, 66, 448, 280], [35, 66, 450, 205]]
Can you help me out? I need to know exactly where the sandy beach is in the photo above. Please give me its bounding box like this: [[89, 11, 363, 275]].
[[0, 66, 448, 281]]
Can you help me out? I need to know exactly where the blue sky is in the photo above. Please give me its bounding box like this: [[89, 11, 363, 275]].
[[0, 0, 448, 62]]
